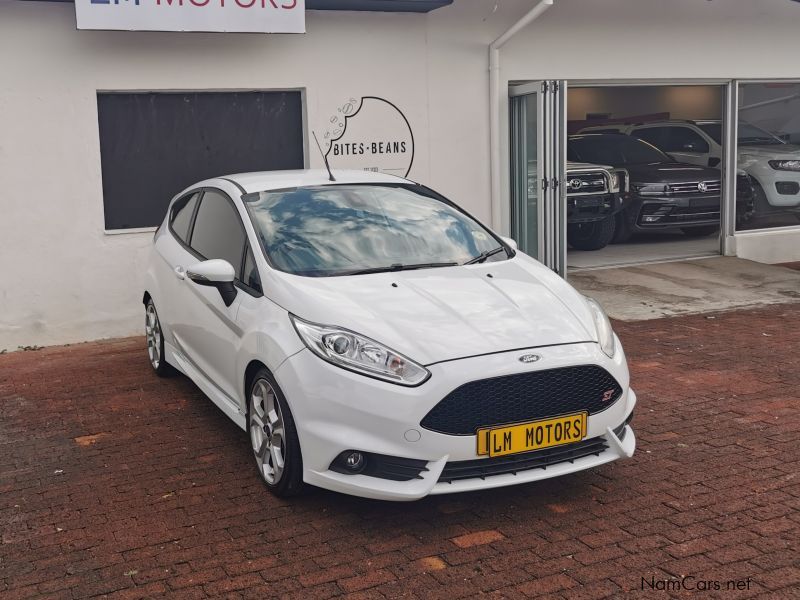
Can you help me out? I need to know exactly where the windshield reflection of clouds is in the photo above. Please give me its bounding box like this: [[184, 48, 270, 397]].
[[245, 185, 498, 276]]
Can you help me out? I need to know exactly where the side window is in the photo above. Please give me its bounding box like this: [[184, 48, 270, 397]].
[[633, 128, 665, 149], [242, 246, 263, 294], [662, 127, 710, 153], [189, 190, 246, 280], [170, 192, 200, 244]]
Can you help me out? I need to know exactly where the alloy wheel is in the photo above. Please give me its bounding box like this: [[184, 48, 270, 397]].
[[145, 303, 162, 370], [249, 378, 286, 485]]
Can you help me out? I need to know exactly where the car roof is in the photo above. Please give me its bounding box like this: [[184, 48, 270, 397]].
[[214, 169, 410, 194]]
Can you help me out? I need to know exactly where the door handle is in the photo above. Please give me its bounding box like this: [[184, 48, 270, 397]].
[[174, 266, 186, 280]]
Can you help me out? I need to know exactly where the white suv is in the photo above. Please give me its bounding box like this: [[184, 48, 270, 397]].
[[580, 120, 800, 216]]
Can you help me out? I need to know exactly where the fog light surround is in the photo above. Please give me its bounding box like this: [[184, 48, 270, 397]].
[[331, 450, 367, 474], [329, 450, 429, 481], [775, 181, 800, 196]]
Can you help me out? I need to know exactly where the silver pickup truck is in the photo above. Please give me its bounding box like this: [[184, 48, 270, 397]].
[[526, 161, 627, 250], [564, 162, 627, 250]]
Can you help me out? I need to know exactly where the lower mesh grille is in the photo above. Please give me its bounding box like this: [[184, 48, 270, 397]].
[[437, 414, 632, 484], [438, 437, 609, 484]]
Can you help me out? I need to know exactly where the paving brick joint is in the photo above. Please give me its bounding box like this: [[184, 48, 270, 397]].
[[1, 304, 799, 599]]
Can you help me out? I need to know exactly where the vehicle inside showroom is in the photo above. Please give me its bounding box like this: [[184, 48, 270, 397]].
[[508, 81, 800, 273]]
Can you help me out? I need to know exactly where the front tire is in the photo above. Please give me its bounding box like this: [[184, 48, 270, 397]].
[[611, 210, 634, 244], [752, 179, 773, 216], [568, 217, 615, 251], [248, 369, 304, 497], [145, 300, 174, 377]]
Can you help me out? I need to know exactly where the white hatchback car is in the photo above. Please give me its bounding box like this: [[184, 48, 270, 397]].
[[143, 170, 636, 501]]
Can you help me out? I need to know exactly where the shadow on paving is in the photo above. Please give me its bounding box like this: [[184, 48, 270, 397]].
[[1, 303, 798, 599]]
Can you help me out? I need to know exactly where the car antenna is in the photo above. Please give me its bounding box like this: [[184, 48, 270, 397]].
[[312, 131, 336, 182]]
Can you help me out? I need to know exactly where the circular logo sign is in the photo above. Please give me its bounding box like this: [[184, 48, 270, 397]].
[[323, 96, 415, 177], [569, 179, 583, 191], [698, 181, 708, 192]]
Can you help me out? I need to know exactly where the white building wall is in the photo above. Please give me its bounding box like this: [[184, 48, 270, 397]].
[[0, 1, 503, 350], [1, 0, 799, 350]]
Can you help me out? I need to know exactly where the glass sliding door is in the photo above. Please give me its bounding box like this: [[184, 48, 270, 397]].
[[735, 81, 800, 231], [510, 86, 543, 259], [510, 81, 567, 276]]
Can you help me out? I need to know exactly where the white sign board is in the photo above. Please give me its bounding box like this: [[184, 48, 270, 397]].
[[75, 0, 305, 34]]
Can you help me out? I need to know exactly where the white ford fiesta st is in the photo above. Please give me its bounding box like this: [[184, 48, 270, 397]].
[[143, 170, 636, 501]]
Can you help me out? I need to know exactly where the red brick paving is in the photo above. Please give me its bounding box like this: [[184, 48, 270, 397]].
[[1, 304, 799, 599]]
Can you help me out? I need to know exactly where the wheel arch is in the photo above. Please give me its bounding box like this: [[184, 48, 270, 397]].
[[244, 359, 270, 413]]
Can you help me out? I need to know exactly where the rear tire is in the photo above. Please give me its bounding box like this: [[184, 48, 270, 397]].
[[611, 210, 634, 244], [247, 368, 304, 498], [567, 217, 615, 251], [680, 225, 719, 237], [752, 179, 773, 216]]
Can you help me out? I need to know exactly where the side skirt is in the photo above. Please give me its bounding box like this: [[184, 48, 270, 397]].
[[165, 341, 247, 431]]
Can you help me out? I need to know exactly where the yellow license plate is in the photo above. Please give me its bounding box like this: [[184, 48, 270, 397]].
[[476, 412, 587, 458]]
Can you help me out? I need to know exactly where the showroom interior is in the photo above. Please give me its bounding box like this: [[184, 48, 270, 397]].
[[509, 80, 800, 274]]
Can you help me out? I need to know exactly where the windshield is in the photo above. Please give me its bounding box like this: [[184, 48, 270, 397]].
[[737, 122, 786, 146], [243, 183, 507, 277], [568, 134, 670, 166], [698, 122, 785, 146]]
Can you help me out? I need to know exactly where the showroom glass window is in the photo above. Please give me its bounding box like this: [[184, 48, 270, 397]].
[[736, 82, 800, 231], [190, 190, 247, 279]]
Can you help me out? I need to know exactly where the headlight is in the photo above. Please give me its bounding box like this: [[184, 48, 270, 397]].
[[768, 159, 800, 172], [290, 315, 430, 386], [608, 171, 620, 193], [585, 297, 616, 358]]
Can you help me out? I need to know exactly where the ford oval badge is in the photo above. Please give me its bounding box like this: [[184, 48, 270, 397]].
[[518, 354, 541, 364]]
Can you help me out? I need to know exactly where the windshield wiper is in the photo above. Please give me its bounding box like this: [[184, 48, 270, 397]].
[[337, 262, 458, 276], [464, 246, 506, 265]]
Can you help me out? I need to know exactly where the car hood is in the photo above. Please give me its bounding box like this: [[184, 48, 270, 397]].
[[738, 144, 800, 159], [270, 255, 597, 365], [625, 162, 721, 183]]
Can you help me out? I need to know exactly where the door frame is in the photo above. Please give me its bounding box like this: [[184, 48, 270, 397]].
[[556, 79, 733, 259], [509, 80, 568, 277], [508, 78, 736, 274]]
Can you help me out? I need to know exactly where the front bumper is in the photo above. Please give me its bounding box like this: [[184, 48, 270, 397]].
[[760, 171, 800, 208], [567, 193, 623, 224], [274, 341, 636, 501], [626, 192, 723, 231]]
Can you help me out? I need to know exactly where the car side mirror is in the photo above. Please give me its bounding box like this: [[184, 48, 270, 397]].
[[501, 236, 518, 251], [187, 259, 238, 307]]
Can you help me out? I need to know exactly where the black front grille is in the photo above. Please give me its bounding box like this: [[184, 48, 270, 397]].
[[420, 365, 623, 436], [669, 180, 721, 194], [567, 173, 607, 194], [437, 413, 632, 484]]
